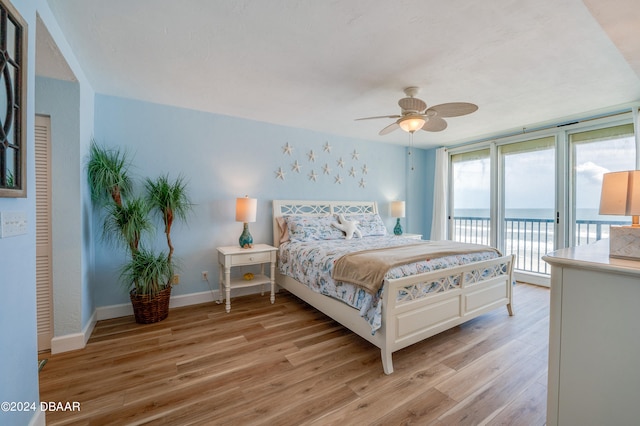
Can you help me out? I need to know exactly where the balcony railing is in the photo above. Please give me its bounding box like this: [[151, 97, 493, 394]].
[[453, 216, 627, 275]]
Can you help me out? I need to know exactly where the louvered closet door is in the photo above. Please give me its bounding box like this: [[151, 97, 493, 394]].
[[35, 115, 53, 352]]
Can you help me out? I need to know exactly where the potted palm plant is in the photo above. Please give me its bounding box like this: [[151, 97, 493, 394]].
[[87, 142, 191, 323]]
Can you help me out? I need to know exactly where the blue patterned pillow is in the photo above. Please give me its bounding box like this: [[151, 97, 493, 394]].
[[342, 213, 387, 236], [285, 215, 344, 241]]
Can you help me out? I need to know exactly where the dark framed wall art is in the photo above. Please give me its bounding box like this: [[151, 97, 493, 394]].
[[0, 0, 26, 198]]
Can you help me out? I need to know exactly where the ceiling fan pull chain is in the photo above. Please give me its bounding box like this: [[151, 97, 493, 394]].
[[409, 132, 415, 171]]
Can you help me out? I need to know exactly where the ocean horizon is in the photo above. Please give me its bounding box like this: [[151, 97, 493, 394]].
[[453, 207, 629, 274], [455, 208, 628, 223]]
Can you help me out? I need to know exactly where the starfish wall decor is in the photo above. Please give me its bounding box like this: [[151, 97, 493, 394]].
[[274, 140, 370, 189]]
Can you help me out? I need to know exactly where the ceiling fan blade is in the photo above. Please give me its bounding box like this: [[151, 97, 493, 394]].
[[422, 116, 448, 132], [427, 102, 478, 118], [355, 114, 401, 121], [379, 122, 399, 135]]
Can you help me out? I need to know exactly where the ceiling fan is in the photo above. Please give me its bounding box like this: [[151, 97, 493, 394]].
[[356, 87, 478, 135]]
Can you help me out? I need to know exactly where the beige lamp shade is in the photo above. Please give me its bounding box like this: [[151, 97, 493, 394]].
[[398, 116, 425, 133], [599, 171, 640, 218], [235, 196, 257, 223], [391, 201, 406, 218], [600, 170, 640, 259]]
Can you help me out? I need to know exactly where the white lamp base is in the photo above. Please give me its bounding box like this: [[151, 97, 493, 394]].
[[609, 226, 640, 260]]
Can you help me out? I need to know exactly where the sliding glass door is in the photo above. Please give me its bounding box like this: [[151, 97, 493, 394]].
[[500, 137, 556, 277], [450, 140, 556, 280], [448, 114, 638, 285], [570, 123, 635, 246], [450, 149, 491, 245]]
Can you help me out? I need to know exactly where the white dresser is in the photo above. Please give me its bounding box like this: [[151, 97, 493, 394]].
[[543, 240, 640, 426]]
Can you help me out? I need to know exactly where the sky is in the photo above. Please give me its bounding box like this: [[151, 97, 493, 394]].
[[452, 135, 635, 216]]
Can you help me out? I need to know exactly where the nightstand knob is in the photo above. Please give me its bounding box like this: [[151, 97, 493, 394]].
[[249, 256, 254, 261]]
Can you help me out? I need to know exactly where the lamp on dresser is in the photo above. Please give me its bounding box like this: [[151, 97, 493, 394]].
[[236, 195, 257, 248], [599, 170, 640, 259], [391, 201, 405, 235]]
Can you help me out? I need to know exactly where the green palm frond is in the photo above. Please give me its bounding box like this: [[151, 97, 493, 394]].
[[87, 141, 133, 207], [103, 197, 154, 254], [121, 247, 172, 297], [88, 142, 191, 306], [145, 174, 192, 263]]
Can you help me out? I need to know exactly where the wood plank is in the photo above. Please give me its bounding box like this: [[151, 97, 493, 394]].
[[487, 381, 548, 426], [39, 283, 549, 425], [437, 352, 548, 425], [434, 338, 537, 402]]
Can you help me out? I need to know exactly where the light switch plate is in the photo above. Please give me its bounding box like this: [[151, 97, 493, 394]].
[[0, 211, 27, 238]]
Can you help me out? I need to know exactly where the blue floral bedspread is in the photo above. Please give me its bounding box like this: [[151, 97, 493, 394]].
[[278, 236, 499, 334]]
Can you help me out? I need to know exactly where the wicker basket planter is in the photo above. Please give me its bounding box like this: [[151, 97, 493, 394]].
[[130, 286, 172, 324]]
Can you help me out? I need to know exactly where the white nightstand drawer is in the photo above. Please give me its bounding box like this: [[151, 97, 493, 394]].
[[230, 251, 271, 266], [393, 233, 422, 240]]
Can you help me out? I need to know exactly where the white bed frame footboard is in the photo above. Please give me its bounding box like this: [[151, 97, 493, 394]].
[[273, 200, 514, 374]]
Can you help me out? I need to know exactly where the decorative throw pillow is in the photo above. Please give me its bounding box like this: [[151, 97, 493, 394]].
[[276, 216, 290, 243], [286, 215, 344, 241], [342, 213, 387, 236], [332, 214, 362, 239]]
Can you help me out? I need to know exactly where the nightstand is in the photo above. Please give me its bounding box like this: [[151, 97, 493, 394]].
[[216, 243, 278, 313], [396, 233, 422, 240]]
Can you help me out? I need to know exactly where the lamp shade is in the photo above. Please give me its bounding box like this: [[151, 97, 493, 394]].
[[599, 171, 640, 216], [391, 201, 406, 218], [398, 115, 425, 133], [235, 196, 257, 223]]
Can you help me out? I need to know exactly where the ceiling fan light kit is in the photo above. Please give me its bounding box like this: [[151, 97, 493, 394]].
[[356, 86, 478, 136], [398, 115, 426, 133]]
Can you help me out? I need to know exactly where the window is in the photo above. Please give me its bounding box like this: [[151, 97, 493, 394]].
[[447, 113, 638, 285], [0, 0, 26, 198], [500, 137, 556, 275], [451, 149, 491, 245], [570, 123, 635, 246]]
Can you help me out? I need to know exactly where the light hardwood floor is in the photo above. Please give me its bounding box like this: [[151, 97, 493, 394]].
[[39, 283, 549, 425]]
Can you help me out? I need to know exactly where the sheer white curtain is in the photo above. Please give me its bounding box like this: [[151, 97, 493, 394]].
[[430, 147, 448, 240]]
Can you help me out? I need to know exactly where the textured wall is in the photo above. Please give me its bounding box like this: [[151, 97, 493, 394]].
[[93, 94, 430, 306]]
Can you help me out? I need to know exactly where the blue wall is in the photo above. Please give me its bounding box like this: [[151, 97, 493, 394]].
[[93, 94, 430, 306], [35, 76, 93, 337], [0, 2, 436, 424], [0, 1, 38, 425]]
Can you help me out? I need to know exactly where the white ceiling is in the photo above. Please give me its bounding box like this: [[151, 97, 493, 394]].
[[37, 0, 640, 149]]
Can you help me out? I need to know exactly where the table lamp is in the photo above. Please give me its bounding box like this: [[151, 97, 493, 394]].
[[236, 195, 257, 248], [599, 170, 640, 259], [391, 201, 405, 235]]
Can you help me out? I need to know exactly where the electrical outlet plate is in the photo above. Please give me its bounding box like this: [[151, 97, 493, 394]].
[[172, 274, 180, 285], [0, 211, 27, 238], [202, 271, 208, 281]]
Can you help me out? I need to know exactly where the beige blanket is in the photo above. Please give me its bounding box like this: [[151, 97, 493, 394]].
[[332, 240, 500, 294]]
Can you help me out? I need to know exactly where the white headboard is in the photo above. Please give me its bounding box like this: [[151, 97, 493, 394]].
[[272, 200, 378, 247]]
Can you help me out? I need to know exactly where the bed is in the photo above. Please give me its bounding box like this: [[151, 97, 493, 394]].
[[272, 200, 514, 374]]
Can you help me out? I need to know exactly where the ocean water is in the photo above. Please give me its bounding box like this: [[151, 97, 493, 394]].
[[453, 207, 628, 274], [455, 208, 628, 223]]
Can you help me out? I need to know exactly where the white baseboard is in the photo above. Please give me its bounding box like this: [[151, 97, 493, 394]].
[[29, 409, 45, 426], [52, 287, 266, 353], [95, 289, 219, 320], [514, 271, 550, 287], [50, 310, 97, 354], [95, 286, 265, 321]]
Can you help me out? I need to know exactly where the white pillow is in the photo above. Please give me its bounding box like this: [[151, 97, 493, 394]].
[[285, 215, 344, 242], [342, 213, 387, 236]]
